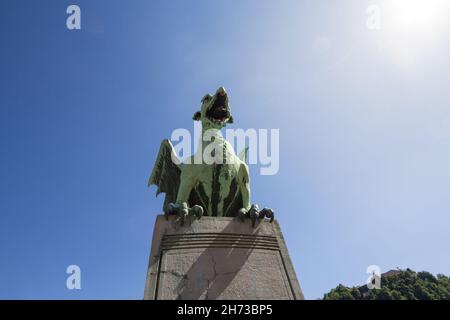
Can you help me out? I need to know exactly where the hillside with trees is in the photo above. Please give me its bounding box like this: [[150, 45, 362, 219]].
[[323, 269, 450, 300]]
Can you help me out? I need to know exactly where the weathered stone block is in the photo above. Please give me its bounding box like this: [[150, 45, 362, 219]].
[[144, 215, 304, 300]]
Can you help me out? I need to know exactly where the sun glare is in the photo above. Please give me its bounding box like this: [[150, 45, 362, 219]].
[[379, 0, 450, 67], [388, 0, 438, 30]]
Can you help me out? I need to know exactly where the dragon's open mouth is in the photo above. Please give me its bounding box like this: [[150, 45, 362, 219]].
[[206, 92, 230, 124]]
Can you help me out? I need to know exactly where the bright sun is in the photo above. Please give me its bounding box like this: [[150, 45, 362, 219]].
[[388, 0, 439, 30], [380, 0, 450, 67]]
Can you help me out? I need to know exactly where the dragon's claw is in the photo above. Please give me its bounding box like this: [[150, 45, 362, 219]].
[[165, 202, 203, 225], [249, 204, 260, 227], [190, 205, 204, 220], [238, 208, 247, 222], [260, 208, 275, 223], [237, 204, 274, 227]]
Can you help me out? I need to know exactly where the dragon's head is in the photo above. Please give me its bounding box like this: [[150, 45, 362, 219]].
[[193, 87, 234, 129]]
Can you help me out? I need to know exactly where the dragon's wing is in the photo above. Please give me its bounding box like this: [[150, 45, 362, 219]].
[[148, 139, 181, 212]]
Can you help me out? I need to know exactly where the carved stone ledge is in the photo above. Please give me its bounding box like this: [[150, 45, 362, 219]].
[[144, 215, 304, 300]]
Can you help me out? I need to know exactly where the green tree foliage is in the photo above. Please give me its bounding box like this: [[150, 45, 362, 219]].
[[323, 269, 450, 300]]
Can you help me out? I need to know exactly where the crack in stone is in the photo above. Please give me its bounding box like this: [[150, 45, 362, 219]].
[[205, 253, 217, 300], [164, 251, 244, 300], [205, 252, 240, 299], [160, 269, 189, 299]]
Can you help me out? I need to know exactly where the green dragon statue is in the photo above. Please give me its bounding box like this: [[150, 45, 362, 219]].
[[148, 87, 274, 227]]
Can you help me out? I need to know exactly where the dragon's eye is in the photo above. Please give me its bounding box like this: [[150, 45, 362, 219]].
[[202, 94, 212, 103]]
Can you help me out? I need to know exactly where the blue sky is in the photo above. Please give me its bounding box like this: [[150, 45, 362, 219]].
[[1, 0, 450, 299]]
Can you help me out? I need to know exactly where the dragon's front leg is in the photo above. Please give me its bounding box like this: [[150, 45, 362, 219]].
[[236, 164, 274, 227], [165, 174, 203, 225]]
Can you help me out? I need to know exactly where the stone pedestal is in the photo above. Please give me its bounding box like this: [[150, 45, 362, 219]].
[[144, 215, 304, 300]]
